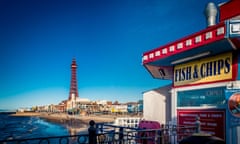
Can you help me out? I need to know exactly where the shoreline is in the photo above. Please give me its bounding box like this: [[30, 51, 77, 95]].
[[11, 112, 41, 116], [11, 112, 115, 125], [8, 112, 142, 135]]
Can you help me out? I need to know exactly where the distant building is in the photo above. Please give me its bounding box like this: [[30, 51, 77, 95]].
[[111, 103, 128, 114], [60, 58, 91, 112], [35, 58, 142, 115], [66, 58, 79, 111], [126, 102, 138, 113]]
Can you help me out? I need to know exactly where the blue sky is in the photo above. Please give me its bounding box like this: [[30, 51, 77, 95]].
[[0, 0, 226, 110]]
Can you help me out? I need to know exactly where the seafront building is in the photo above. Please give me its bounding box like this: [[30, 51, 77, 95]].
[[63, 58, 91, 112], [142, 0, 240, 143], [36, 58, 143, 115]]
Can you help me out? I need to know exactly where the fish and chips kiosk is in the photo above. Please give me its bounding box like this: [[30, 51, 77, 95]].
[[142, 0, 240, 143]]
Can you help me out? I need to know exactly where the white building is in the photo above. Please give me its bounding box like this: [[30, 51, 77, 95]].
[[143, 85, 171, 125], [66, 97, 91, 111]]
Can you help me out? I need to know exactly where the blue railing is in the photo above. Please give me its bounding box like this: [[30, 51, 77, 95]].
[[0, 120, 197, 144]]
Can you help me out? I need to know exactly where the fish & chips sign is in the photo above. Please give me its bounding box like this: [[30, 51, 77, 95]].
[[174, 52, 233, 86]]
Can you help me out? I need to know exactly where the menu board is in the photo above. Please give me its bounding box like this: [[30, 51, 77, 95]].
[[177, 109, 225, 140]]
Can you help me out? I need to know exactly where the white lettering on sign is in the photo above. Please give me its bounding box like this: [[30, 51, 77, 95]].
[[200, 114, 207, 117], [211, 114, 222, 118], [178, 110, 225, 140], [177, 43, 183, 49], [183, 121, 195, 125], [143, 55, 148, 61], [207, 123, 217, 127], [206, 90, 223, 96], [169, 45, 175, 52], [205, 32, 212, 40], [155, 51, 160, 56], [186, 39, 192, 46], [180, 114, 198, 117], [217, 27, 224, 35], [149, 53, 154, 58], [195, 35, 202, 43], [142, 24, 226, 64], [162, 48, 167, 54]]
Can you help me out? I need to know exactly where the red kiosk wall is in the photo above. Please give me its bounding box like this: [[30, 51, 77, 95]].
[[177, 109, 225, 140]]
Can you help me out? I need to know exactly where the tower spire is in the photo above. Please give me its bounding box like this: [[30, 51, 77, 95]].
[[68, 58, 79, 100]]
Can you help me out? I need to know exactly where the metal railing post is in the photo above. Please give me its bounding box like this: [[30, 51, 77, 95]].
[[195, 116, 201, 133], [155, 129, 162, 144], [119, 127, 124, 144], [160, 129, 165, 144], [88, 120, 97, 144]]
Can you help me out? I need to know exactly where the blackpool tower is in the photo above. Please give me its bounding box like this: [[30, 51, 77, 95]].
[[68, 58, 79, 101]]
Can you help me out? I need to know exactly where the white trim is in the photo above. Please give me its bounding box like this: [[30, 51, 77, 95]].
[[227, 38, 237, 50], [173, 81, 230, 91], [171, 51, 210, 65], [171, 81, 233, 123]]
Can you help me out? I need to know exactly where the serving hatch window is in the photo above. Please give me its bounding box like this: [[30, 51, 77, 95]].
[[177, 87, 225, 107]]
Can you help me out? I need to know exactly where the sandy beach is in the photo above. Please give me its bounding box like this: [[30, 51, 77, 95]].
[[11, 112, 41, 116], [11, 112, 115, 125]]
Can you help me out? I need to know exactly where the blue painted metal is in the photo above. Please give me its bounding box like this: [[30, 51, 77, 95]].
[[0, 123, 198, 144]]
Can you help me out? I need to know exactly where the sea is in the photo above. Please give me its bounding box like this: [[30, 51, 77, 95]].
[[0, 111, 88, 142]]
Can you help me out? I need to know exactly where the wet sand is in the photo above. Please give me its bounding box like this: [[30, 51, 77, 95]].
[[11, 112, 115, 125], [11, 112, 41, 116], [7, 112, 116, 137]]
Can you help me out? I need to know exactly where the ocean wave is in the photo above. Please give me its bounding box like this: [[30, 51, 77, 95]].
[[0, 114, 70, 141]]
